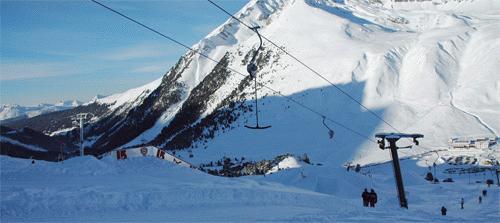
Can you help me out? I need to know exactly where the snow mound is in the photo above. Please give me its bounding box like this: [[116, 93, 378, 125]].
[[267, 156, 302, 174]]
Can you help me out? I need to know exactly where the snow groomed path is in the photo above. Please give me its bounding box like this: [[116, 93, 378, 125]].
[[1, 155, 498, 222]]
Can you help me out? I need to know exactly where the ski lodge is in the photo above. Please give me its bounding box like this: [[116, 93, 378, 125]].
[[448, 136, 498, 150], [393, 0, 432, 2]]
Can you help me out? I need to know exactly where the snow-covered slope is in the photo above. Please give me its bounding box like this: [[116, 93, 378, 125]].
[[4, 0, 498, 168], [89, 77, 163, 112], [0, 75, 160, 122], [68, 0, 498, 167], [2, 77, 162, 137], [1, 155, 498, 222], [2, 1, 499, 220]]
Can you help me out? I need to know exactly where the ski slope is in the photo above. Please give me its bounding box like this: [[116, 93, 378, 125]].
[[7, 0, 494, 168], [1, 155, 498, 222], [2, 0, 499, 221], [139, 0, 499, 168]]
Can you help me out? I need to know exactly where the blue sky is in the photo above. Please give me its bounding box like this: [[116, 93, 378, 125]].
[[1, 0, 247, 106]]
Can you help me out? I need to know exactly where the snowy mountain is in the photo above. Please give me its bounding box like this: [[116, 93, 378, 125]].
[[0, 100, 82, 121], [1, 1, 499, 221], [3, 0, 500, 166], [0, 125, 79, 161]]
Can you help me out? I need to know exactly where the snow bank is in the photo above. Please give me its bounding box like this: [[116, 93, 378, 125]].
[[1, 155, 498, 222]]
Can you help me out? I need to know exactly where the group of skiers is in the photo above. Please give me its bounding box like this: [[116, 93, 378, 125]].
[[361, 188, 378, 207], [441, 189, 489, 216], [360, 187, 489, 215], [352, 162, 495, 216]]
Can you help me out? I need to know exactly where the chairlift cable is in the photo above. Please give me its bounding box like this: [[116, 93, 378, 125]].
[[209, 0, 469, 152], [89, 0, 376, 144], [207, 0, 401, 133]]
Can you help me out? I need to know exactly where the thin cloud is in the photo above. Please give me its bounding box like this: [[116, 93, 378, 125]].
[[0, 62, 76, 81], [99, 43, 176, 61], [192, 23, 219, 36], [132, 64, 167, 73]]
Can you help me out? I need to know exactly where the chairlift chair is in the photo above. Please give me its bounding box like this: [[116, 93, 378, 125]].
[[244, 26, 271, 130]]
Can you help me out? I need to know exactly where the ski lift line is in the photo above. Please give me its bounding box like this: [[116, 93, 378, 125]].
[[262, 84, 376, 143], [245, 26, 271, 130], [90, 0, 203, 60], [206, 0, 402, 133], [209, 0, 433, 149], [90, 0, 377, 144]]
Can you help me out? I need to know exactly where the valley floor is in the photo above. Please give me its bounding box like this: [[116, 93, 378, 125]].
[[1, 155, 498, 222]]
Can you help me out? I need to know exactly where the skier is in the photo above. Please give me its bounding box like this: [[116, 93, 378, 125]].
[[441, 206, 447, 216], [425, 172, 434, 181], [460, 198, 464, 209], [482, 189, 487, 197], [361, 188, 369, 207], [368, 189, 378, 207], [355, 164, 361, 173], [478, 195, 482, 204]]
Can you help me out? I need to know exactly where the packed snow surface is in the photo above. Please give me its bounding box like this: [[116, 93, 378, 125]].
[[1, 155, 498, 222]]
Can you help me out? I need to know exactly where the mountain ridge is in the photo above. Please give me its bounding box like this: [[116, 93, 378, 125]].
[[2, 0, 499, 166]]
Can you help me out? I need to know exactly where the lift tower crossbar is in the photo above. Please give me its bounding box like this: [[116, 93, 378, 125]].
[[375, 133, 423, 209]]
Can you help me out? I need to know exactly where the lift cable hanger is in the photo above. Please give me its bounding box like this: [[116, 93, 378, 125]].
[[89, 0, 377, 143], [322, 116, 334, 139], [207, 0, 450, 148], [244, 26, 271, 130], [207, 0, 400, 132]]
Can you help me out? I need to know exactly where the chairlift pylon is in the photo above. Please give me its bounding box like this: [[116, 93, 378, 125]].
[[245, 26, 271, 130]]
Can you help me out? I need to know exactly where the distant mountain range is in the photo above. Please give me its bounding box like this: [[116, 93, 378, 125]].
[[0, 100, 84, 121], [0, 95, 112, 121]]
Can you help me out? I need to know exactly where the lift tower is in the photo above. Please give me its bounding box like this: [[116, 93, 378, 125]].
[[375, 133, 423, 208], [72, 113, 92, 156]]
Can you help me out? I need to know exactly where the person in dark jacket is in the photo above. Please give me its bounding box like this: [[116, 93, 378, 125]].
[[368, 189, 378, 207], [441, 206, 447, 215], [460, 198, 464, 209], [482, 189, 487, 197], [478, 195, 482, 204], [355, 164, 361, 173], [361, 188, 369, 207]]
